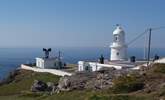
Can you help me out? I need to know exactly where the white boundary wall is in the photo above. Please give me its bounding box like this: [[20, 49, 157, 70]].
[[21, 64, 72, 76], [131, 57, 165, 70], [78, 61, 122, 71], [154, 58, 165, 63]]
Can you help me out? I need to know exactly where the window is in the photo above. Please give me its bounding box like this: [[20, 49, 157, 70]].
[[115, 36, 118, 41], [116, 52, 119, 56], [114, 35, 119, 42], [85, 66, 92, 71]]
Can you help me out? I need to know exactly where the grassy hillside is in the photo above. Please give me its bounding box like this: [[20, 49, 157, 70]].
[[0, 63, 165, 100], [0, 69, 60, 96]]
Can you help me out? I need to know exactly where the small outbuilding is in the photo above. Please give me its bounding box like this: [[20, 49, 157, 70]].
[[36, 57, 64, 69], [36, 48, 65, 69]]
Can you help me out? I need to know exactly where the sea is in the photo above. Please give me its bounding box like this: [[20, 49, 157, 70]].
[[0, 47, 164, 80]]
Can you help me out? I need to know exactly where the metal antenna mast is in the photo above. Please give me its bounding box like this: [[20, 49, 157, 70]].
[[58, 51, 61, 60]]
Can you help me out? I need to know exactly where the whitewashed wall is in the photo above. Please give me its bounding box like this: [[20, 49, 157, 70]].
[[154, 58, 165, 63], [21, 64, 72, 76], [36, 58, 60, 69], [78, 61, 122, 72]]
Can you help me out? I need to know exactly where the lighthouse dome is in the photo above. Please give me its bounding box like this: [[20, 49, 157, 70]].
[[113, 26, 125, 35]]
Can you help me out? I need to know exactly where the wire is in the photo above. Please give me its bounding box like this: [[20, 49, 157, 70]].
[[127, 29, 149, 46], [127, 26, 165, 46], [60, 51, 76, 60], [151, 26, 165, 30]]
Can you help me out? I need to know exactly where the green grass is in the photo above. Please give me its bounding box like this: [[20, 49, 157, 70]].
[[88, 94, 156, 100], [0, 90, 155, 100], [152, 63, 165, 74], [0, 70, 60, 96], [112, 75, 144, 93]]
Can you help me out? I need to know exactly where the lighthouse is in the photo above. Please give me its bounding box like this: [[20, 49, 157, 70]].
[[110, 25, 127, 61]]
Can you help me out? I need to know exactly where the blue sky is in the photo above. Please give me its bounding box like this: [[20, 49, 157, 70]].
[[0, 0, 164, 48]]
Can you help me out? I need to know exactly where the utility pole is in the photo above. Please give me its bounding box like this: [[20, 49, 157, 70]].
[[144, 33, 147, 60], [147, 28, 152, 66]]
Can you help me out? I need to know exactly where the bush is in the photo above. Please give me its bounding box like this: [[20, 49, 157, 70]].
[[152, 63, 165, 74], [88, 94, 152, 100], [112, 75, 144, 93], [89, 95, 108, 100]]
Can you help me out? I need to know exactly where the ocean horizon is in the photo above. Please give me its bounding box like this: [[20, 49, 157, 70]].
[[0, 47, 164, 80]]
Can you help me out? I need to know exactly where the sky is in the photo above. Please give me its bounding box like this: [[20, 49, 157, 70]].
[[0, 0, 164, 48]]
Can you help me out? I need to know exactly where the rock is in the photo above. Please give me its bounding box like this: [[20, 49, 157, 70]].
[[31, 80, 58, 94], [46, 82, 58, 95], [30, 67, 132, 93], [56, 67, 124, 92], [31, 80, 48, 92], [47, 82, 55, 92], [57, 76, 71, 91]]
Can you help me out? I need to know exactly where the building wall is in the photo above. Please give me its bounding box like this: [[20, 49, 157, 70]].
[[78, 61, 85, 71], [36, 58, 63, 69], [110, 47, 127, 60], [113, 33, 125, 45], [44, 59, 56, 69], [110, 26, 127, 61], [78, 61, 122, 72], [36, 58, 44, 68], [154, 58, 165, 63]]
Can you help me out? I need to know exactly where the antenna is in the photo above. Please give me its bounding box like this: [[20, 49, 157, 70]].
[[43, 48, 51, 58], [58, 51, 61, 60], [144, 33, 148, 60]]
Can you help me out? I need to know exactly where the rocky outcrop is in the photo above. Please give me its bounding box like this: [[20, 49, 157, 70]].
[[56, 67, 129, 92], [31, 67, 131, 93], [31, 80, 57, 93], [31, 80, 48, 92]]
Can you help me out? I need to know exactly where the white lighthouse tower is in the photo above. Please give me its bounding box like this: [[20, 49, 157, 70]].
[[110, 25, 127, 61]]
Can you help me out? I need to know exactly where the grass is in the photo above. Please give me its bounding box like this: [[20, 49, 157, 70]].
[[88, 94, 156, 100], [0, 69, 60, 96], [0, 90, 156, 100], [152, 63, 165, 74], [112, 75, 144, 93]]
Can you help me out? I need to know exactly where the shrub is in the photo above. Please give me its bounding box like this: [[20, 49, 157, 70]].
[[88, 94, 152, 100], [88, 95, 108, 100], [152, 63, 165, 74], [112, 75, 144, 93]]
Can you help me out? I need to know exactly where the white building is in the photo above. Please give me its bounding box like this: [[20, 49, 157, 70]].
[[77, 25, 165, 72], [110, 25, 127, 61], [78, 61, 122, 72], [36, 57, 64, 69], [78, 25, 129, 72]]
